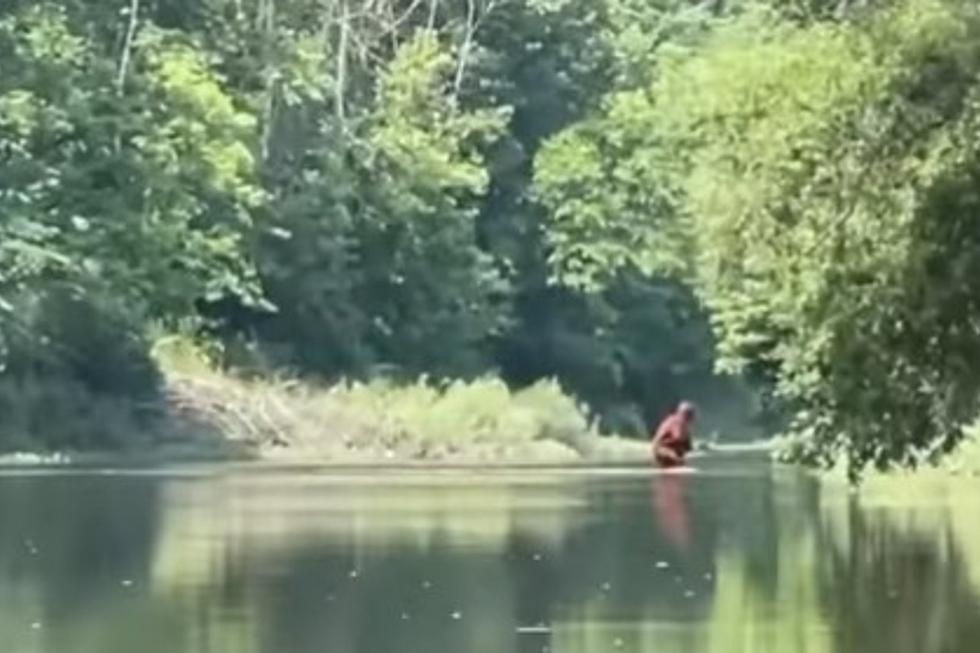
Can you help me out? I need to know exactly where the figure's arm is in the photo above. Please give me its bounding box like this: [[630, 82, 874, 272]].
[[677, 424, 693, 454], [678, 435, 692, 455]]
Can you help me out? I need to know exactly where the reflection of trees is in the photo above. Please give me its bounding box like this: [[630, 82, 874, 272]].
[[145, 470, 740, 651], [0, 474, 170, 653], [146, 473, 597, 653], [642, 470, 980, 653], [249, 543, 520, 653], [707, 472, 980, 653], [146, 466, 784, 652], [0, 466, 783, 653], [696, 471, 831, 653], [815, 486, 980, 653], [6, 468, 980, 653]]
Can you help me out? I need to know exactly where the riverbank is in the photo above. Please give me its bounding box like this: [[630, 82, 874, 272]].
[[0, 344, 651, 467]]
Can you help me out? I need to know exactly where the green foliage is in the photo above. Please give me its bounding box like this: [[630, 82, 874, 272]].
[[534, 98, 687, 289], [159, 365, 624, 462], [0, 286, 161, 451], [336, 376, 597, 457], [538, 0, 980, 475], [0, 5, 263, 316], [0, 376, 147, 452], [0, 0, 743, 453], [250, 31, 511, 379], [497, 272, 717, 436], [664, 0, 980, 475]]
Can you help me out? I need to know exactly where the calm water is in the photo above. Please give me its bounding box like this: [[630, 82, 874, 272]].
[[2, 455, 980, 653]]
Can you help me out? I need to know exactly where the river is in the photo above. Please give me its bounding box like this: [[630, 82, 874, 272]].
[[2, 453, 979, 652]]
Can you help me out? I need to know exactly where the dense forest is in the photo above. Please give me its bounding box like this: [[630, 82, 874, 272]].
[[3, 0, 980, 475]]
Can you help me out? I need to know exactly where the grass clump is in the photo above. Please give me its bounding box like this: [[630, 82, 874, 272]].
[[163, 371, 620, 463], [328, 376, 598, 461]]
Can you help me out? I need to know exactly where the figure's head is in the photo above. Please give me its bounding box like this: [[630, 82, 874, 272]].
[[678, 401, 696, 422]]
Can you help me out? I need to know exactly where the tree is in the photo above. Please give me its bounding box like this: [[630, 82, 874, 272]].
[[539, 0, 980, 474], [0, 4, 264, 446]]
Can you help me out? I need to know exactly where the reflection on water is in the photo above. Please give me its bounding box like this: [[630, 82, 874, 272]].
[[2, 459, 980, 653]]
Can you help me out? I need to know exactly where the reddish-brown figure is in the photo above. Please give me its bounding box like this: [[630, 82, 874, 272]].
[[651, 401, 695, 468]]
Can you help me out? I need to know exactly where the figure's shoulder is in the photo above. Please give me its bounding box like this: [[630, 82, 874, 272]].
[[655, 412, 679, 432]]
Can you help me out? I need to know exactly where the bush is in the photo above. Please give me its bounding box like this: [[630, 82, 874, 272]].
[[161, 369, 614, 462], [0, 285, 163, 451], [0, 375, 152, 451], [330, 376, 597, 456]]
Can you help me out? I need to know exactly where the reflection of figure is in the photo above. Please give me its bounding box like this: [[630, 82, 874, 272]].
[[651, 473, 691, 550], [651, 401, 695, 468]]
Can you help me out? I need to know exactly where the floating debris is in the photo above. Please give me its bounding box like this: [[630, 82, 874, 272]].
[[703, 573, 713, 581], [517, 625, 552, 634], [121, 579, 134, 587], [401, 612, 410, 621], [532, 553, 543, 561], [349, 569, 360, 579], [600, 582, 612, 592], [421, 580, 432, 589], [655, 561, 669, 569], [30, 622, 41, 630], [684, 590, 696, 598], [451, 610, 463, 620], [613, 637, 624, 648]]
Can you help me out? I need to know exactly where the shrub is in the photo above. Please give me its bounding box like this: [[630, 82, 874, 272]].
[[0, 285, 162, 451]]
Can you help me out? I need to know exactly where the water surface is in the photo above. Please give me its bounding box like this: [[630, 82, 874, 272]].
[[2, 455, 980, 653]]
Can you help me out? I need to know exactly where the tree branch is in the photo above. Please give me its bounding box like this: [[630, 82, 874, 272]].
[[336, 0, 350, 122], [427, 0, 438, 30], [116, 0, 141, 97], [453, 0, 477, 99]]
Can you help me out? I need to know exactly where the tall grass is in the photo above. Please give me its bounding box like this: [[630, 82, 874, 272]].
[[150, 336, 637, 463], [161, 370, 613, 463], [328, 376, 598, 460]]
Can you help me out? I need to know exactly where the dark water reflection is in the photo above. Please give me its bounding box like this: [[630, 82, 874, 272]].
[[2, 457, 980, 653]]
